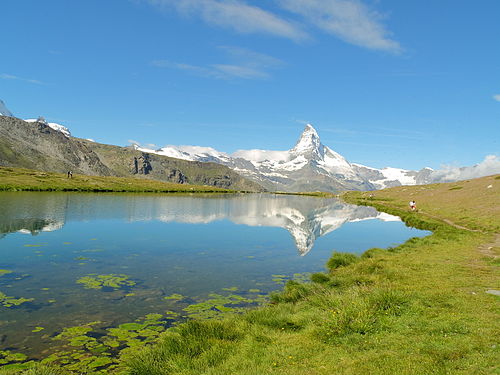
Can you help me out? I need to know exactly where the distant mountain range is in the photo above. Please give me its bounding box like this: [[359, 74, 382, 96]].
[[136, 124, 434, 192], [1, 99, 497, 192]]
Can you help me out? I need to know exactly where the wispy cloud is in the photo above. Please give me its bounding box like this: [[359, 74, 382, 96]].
[[144, 0, 307, 41], [429, 155, 500, 183], [152, 46, 284, 80], [277, 0, 401, 53], [211, 65, 269, 79], [1, 73, 45, 85], [144, 0, 401, 53], [493, 94, 500, 102]]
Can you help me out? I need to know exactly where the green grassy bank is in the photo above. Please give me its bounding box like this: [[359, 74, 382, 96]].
[[0, 167, 239, 193], [1, 175, 498, 375]]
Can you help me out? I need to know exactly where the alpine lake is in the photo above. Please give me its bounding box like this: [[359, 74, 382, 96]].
[[0, 192, 431, 371]]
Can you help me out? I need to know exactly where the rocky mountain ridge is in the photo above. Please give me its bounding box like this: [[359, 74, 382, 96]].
[[0, 115, 264, 191]]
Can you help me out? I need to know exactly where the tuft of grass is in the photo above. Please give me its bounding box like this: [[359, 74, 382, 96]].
[[270, 280, 311, 303], [125, 320, 244, 375], [310, 272, 330, 284], [327, 252, 359, 270], [361, 247, 387, 258]]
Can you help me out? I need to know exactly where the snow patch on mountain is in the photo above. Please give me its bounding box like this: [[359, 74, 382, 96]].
[[25, 119, 71, 137], [380, 167, 418, 185]]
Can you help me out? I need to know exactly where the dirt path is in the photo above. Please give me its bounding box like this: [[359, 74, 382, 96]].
[[477, 233, 500, 259], [418, 210, 483, 232]]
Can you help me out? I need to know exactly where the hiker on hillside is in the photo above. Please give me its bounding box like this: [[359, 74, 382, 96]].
[[409, 200, 416, 211]]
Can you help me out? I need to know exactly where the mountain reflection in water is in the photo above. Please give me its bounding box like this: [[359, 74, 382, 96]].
[[0, 192, 400, 255]]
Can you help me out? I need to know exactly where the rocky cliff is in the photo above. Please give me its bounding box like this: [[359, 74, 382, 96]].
[[0, 116, 264, 191]]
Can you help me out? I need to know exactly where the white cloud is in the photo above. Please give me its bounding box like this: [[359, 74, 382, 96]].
[[493, 94, 500, 102], [152, 46, 284, 80], [145, 0, 307, 41], [151, 60, 222, 78], [429, 155, 500, 183], [277, 0, 401, 52], [232, 149, 290, 162], [1, 73, 44, 85]]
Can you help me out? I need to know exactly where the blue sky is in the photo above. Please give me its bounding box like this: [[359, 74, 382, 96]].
[[1, 0, 499, 170]]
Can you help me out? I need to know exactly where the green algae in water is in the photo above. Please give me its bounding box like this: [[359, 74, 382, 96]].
[[53, 322, 100, 341], [0, 291, 34, 308], [272, 274, 289, 285], [0, 269, 12, 277], [76, 274, 136, 290], [182, 292, 257, 319], [32, 327, 45, 333], [0, 350, 28, 365], [222, 286, 239, 291], [292, 272, 312, 283], [164, 293, 185, 301]]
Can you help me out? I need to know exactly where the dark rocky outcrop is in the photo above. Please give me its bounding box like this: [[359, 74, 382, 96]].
[[131, 153, 153, 175]]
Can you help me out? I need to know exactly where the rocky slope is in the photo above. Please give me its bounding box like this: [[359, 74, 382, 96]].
[[0, 116, 264, 191]]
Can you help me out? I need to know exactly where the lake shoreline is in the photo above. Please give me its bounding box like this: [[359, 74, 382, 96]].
[[1, 175, 498, 374], [120, 174, 498, 375]]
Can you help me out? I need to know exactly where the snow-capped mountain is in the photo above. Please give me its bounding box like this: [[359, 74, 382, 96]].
[[0, 100, 14, 117], [352, 163, 434, 189], [136, 124, 432, 192], [25, 118, 71, 137]]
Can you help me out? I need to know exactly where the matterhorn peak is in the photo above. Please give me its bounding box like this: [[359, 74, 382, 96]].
[[0, 99, 14, 117], [290, 123, 322, 156]]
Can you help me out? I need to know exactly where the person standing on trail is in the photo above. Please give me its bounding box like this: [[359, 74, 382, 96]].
[[409, 200, 416, 211]]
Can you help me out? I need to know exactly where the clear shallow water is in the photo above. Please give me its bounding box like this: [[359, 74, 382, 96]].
[[0, 192, 430, 358]]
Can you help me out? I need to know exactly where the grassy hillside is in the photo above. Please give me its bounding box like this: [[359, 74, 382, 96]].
[[1, 175, 498, 374], [346, 174, 499, 232], [0, 167, 240, 193], [0, 116, 264, 192]]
